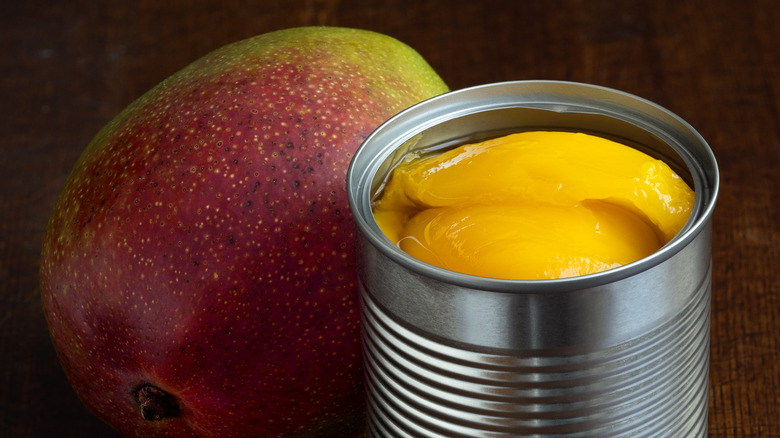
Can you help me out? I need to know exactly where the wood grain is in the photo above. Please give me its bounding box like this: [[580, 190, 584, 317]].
[[1, 0, 777, 436]]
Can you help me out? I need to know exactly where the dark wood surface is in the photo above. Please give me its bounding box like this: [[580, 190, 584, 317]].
[[1, 0, 777, 436]]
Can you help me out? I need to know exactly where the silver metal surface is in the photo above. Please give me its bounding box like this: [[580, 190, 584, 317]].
[[347, 81, 719, 437]]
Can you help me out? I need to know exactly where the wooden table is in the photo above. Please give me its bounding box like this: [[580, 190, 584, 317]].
[[1, 0, 777, 436]]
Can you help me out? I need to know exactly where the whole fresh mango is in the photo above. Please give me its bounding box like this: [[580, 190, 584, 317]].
[[40, 26, 448, 437]]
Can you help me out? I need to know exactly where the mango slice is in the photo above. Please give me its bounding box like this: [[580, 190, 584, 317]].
[[372, 131, 694, 279]]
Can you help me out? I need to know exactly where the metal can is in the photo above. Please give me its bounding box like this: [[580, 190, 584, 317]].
[[346, 81, 719, 437]]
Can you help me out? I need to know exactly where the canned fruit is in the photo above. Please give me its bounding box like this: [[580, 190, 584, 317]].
[[372, 131, 694, 279]]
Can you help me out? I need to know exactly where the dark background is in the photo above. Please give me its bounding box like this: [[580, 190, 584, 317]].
[[1, 0, 778, 436]]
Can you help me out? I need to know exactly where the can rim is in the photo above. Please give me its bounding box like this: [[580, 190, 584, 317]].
[[347, 80, 719, 293]]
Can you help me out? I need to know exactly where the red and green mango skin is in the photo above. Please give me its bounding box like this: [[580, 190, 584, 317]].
[[40, 27, 447, 437]]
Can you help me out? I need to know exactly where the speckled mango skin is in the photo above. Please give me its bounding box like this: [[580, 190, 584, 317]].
[[40, 27, 448, 438]]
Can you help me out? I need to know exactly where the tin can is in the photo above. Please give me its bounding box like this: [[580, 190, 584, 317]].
[[346, 81, 719, 437]]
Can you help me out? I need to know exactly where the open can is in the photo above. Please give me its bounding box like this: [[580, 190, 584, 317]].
[[346, 81, 719, 437]]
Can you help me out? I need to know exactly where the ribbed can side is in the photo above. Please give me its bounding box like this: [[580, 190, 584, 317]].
[[362, 268, 711, 438]]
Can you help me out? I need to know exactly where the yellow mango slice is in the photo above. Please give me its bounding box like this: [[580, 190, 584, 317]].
[[372, 131, 695, 279]]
